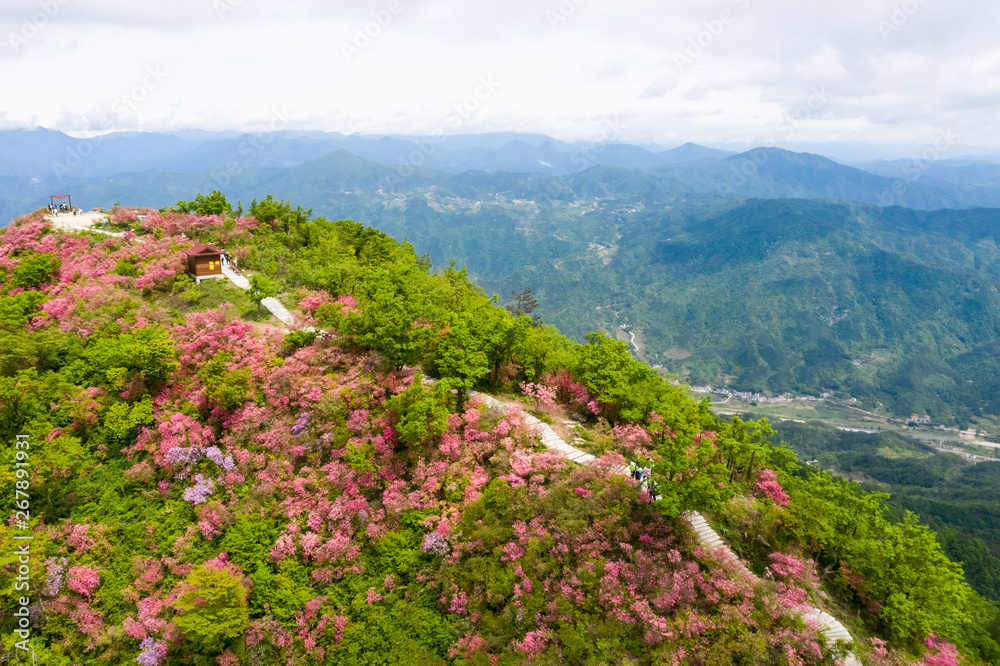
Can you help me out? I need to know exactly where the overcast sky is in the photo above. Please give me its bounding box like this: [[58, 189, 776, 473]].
[[2, 0, 998, 156]]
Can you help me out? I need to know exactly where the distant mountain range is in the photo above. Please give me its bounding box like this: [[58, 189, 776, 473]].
[[850, 157, 1000, 190], [0, 127, 732, 181], [5, 128, 1000, 224]]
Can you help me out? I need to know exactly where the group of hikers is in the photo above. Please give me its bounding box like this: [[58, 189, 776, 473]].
[[219, 247, 238, 272], [48, 202, 78, 215], [628, 461, 658, 497]]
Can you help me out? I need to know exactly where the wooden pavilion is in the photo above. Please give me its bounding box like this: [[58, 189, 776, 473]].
[[184, 244, 224, 283]]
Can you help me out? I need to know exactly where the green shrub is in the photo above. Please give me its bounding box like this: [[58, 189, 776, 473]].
[[171, 563, 249, 653]]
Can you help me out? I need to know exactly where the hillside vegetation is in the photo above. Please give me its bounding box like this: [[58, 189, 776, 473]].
[[0, 197, 998, 664], [756, 420, 1000, 605]]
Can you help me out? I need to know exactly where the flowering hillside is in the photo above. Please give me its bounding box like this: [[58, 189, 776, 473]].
[[0, 199, 997, 665]]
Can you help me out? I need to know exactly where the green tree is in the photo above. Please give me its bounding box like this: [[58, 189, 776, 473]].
[[123, 325, 178, 383], [113, 258, 139, 277], [198, 351, 254, 410], [249, 194, 312, 234], [481, 310, 531, 390], [845, 512, 974, 647], [653, 432, 733, 517], [717, 416, 775, 483], [67, 325, 178, 393], [10, 253, 60, 289], [0, 291, 47, 331], [573, 331, 652, 420], [102, 396, 155, 447], [175, 190, 232, 216], [332, 219, 404, 267], [519, 323, 575, 383], [384, 376, 451, 461], [432, 313, 491, 414], [247, 274, 278, 318], [171, 563, 249, 654], [506, 287, 540, 324], [335, 267, 437, 370]]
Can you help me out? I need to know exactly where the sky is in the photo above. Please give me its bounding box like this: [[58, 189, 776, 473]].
[[2, 0, 999, 158]]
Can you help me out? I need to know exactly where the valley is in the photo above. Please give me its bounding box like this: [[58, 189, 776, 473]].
[[708, 392, 1000, 462]]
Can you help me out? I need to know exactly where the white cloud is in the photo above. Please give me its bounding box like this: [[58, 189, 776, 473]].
[[1, 0, 999, 152]]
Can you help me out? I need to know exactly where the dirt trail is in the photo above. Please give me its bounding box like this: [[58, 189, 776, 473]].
[[46, 211, 110, 233]]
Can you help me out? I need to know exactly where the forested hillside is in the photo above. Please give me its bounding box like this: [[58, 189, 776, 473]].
[[1, 199, 998, 664], [290, 174, 1000, 429], [760, 420, 1000, 604]]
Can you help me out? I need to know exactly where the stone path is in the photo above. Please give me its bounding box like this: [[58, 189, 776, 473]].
[[445, 382, 862, 664], [261, 297, 292, 324], [221, 265, 250, 289], [220, 266, 294, 325], [683, 511, 756, 579], [682, 512, 859, 663]]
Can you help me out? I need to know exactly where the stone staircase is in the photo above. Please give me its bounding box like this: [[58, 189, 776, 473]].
[[220, 266, 294, 325], [682, 512, 860, 663], [260, 296, 292, 324], [221, 265, 250, 290], [449, 383, 863, 664]]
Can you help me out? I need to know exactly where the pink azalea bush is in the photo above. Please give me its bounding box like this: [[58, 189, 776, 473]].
[[519, 381, 558, 411], [756, 468, 790, 507], [539, 368, 598, 414], [67, 565, 100, 598], [920, 633, 964, 666], [430, 461, 834, 662], [613, 422, 655, 456]]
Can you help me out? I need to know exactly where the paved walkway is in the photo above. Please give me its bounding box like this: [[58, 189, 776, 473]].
[[432, 379, 861, 664], [261, 297, 292, 324], [220, 266, 294, 325], [221, 265, 250, 289], [682, 511, 859, 662]]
